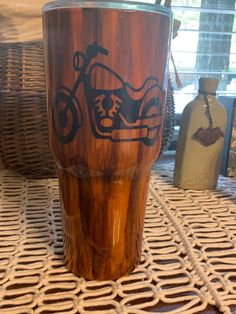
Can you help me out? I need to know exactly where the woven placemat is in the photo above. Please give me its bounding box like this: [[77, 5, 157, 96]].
[[1, 164, 236, 314]]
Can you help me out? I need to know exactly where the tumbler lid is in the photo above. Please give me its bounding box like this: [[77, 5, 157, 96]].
[[43, 0, 172, 16]]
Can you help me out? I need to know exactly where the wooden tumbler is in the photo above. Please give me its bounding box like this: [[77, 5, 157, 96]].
[[43, 0, 172, 280]]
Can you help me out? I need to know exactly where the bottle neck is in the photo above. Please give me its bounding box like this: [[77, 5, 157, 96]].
[[198, 90, 216, 96]]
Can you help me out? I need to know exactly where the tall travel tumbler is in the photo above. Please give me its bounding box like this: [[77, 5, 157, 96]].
[[43, 0, 172, 280]]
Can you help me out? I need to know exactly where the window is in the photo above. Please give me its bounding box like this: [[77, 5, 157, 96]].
[[170, 0, 236, 113]]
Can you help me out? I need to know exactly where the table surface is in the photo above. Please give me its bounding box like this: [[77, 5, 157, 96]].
[[1, 164, 236, 314]]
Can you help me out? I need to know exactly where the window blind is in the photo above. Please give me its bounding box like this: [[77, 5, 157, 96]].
[[170, 0, 236, 113]]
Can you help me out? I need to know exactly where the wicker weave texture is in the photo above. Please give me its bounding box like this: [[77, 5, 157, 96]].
[[0, 42, 56, 178], [161, 76, 175, 153]]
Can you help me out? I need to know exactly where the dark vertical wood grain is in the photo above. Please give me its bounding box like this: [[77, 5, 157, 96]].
[[43, 6, 171, 280]]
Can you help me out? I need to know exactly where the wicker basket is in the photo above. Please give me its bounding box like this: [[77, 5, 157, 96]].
[[0, 41, 175, 179], [0, 42, 57, 178]]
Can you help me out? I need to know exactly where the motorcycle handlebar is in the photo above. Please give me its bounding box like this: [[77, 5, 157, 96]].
[[97, 46, 109, 56], [87, 43, 109, 59], [73, 43, 109, 71]]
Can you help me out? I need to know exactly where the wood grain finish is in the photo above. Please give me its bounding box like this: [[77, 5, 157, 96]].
[[43, 5, 171, 280]]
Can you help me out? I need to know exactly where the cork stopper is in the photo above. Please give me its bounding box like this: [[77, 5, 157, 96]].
[[198, 77, 219, 94]]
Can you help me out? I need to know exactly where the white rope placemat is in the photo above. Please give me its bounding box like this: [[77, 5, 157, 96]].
[[1, 165, 236, 314]]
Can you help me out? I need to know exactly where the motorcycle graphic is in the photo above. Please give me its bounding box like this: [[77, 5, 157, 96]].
[[52, 42, 163, 146]]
